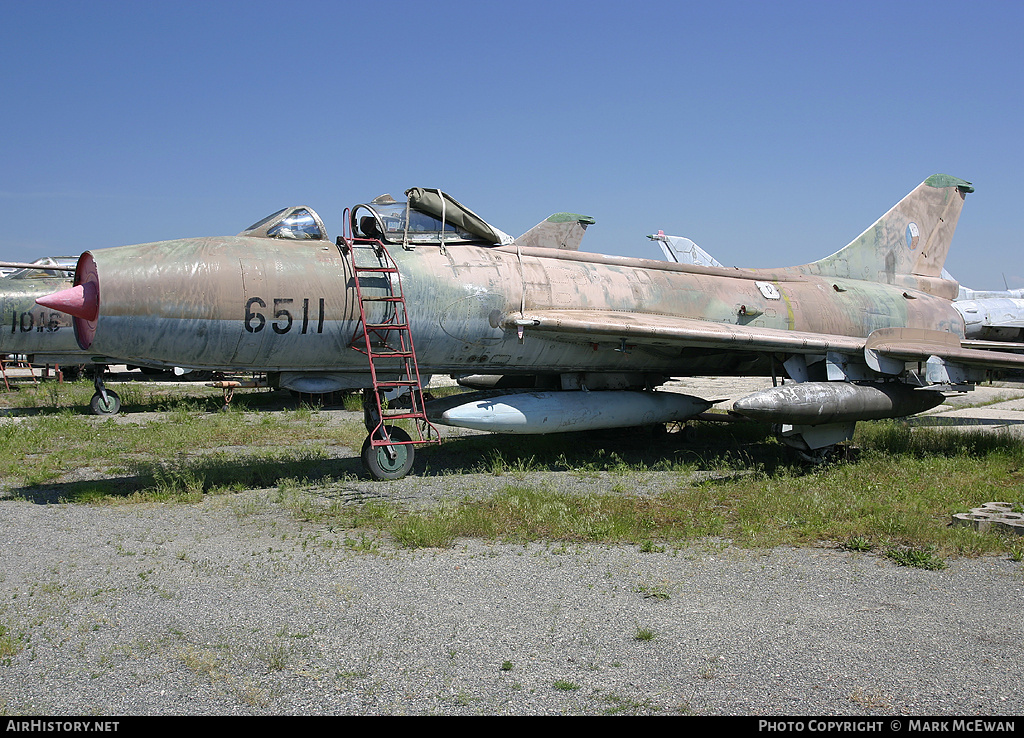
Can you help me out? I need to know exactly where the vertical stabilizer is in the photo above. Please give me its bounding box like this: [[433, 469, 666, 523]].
[[793, 175, 973, 298], [515, 213, 596, 251], [648, 231, 724, 267]]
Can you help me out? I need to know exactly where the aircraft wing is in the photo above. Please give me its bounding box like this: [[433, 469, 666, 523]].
[[508, 309, 865, 354], [963, 339, 1024, 352], [508, 310, 1024, 369], [864, 327, 1024, 370]]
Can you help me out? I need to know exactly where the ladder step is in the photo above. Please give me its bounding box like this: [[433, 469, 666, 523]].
[[380, 411, 431, 421], [354, 266, 398, 273], [359, 343, 412, 352], [360, 296, 405, 302], [364, 323, 409, 331]]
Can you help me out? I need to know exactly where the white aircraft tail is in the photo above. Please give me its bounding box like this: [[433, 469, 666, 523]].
[[648, 231, 723, 267]]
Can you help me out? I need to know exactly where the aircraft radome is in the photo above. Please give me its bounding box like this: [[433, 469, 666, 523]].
[[37, 176, 1024, 479]]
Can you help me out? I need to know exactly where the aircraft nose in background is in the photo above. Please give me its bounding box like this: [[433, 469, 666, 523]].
[[36, 282, 98, 321]]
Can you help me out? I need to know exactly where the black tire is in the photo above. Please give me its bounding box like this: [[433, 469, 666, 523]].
[[360, 425, 414, 480], [90, 390, 121, 415]]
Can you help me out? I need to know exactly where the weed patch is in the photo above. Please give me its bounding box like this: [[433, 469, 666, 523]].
[[884, 546, 947, 570]]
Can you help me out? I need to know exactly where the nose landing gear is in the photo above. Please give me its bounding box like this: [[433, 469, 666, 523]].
[[360, 424, 415, 480], [89, 366, 121, 415]]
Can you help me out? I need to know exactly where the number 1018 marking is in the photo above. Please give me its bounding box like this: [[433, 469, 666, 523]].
[[244, 297, 325, 334]]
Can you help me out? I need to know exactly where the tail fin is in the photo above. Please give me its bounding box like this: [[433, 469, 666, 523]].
[[795, 174, 973, 298], [514, 213, 596, 251], [648, 231, 724, 267]]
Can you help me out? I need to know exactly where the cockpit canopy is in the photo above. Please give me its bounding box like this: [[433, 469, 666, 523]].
[[352, 196, 484, 246], [351, 189, 513, 247], [3, 256, 78, 280], [238, 206, 328, 241], [235, 190, 512, 249]]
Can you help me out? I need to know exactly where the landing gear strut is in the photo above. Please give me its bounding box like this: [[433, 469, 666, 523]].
[[89, 365, 120, 415]]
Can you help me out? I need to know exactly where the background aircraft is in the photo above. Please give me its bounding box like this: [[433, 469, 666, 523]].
[[0, 257, 88, 378], [943, 270, 1024, 344], [37, 175, 1024, 477]]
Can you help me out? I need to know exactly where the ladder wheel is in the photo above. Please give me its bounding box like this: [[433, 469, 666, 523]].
[[361, 425, 414, 480]]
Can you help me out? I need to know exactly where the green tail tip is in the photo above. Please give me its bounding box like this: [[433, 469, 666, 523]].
[[926, 174, 974, 193]]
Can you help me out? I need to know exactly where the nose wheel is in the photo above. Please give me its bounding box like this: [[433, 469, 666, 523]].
[[89, 365, 121, 415], [360, 425, 414, 480]]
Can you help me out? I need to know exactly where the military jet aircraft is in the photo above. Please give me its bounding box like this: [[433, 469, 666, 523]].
[[954, 295, 1024, 343], [0, 257, 84, 372], [943, 272, 1024, 343], [36, 175, 1024, 478]]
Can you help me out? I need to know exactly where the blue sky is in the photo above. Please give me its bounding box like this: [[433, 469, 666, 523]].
[[2, 0, 1021, 288]]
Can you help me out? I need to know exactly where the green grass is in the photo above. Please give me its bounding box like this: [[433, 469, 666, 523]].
[[0, 385, 368, 501], [346, 420, 1024, 557], [2, 381, 1023, 560], [0, 623, 24, 660]]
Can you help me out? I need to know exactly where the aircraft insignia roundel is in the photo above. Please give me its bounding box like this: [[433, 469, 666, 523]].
[[905, 222, 920, 250]]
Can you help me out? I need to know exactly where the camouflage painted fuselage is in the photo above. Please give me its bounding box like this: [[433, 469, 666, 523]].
[[76, 236, 965, 384]]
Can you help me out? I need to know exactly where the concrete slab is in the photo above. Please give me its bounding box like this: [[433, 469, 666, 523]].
[[909, 383, 1024, 435], [951, 502, 1024, 535]]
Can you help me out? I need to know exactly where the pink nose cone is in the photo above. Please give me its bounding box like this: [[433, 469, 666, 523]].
[[36, 281, 99, 321]]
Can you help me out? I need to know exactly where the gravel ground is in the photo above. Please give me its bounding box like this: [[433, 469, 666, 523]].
[[0, 371, 1022, 716], [0, 486, 1021, 716]]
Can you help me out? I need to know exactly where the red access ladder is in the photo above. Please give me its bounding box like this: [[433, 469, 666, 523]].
[[339, 217, 439, 452]]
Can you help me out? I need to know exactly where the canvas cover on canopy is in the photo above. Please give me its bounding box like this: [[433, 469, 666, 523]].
[[405, 188, 513, 245]]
